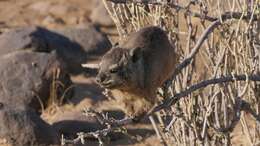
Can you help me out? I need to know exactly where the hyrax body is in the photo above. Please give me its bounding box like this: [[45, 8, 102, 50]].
[[96, 26, 177, 117]]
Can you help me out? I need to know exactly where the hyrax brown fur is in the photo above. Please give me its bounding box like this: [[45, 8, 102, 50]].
[[96, 26, 177, 117]]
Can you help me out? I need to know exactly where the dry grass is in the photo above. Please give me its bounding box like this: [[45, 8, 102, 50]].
[[102, 0, 260, 145], [42, 68, 75, 121]]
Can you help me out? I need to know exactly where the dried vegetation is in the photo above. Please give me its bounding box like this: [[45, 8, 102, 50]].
[[64, 0, 260, 145]]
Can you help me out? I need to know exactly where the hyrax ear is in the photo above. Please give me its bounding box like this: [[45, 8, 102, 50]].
[[113, 42, 119, 47], [129, 47, 142, 63]]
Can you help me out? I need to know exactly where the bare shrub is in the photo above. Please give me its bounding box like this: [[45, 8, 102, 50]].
[[63, 0, 260, 145]]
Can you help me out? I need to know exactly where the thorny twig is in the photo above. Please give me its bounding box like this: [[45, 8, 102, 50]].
[[215, 97, 260, 134], [107, 0, 259, 22], [62, 109, 132, 145], [166, 20, 221, 86], [166, 11, 257, 86], [105, 0, 259, 87], [62, 1, 260, 145], [62, 74, 260, 145], [149, 74, 260, 115]]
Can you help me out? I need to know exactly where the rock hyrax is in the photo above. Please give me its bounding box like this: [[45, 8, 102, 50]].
[[96, 26, 177, 117]]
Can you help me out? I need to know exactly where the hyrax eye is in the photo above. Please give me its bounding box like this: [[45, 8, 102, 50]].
[[110, 68, 118, 73]]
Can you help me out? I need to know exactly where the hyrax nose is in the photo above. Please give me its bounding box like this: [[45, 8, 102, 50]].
[[96, 73, 106, 83]]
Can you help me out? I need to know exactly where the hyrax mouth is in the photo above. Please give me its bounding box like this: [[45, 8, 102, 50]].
[[100, 80, 117, 88]]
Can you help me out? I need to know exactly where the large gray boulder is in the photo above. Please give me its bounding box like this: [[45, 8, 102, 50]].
[[0, 25, 112, 74], [0, 26, 49, 54], [0, 51, 72, 111], [55, 26, 112, 61], [0, 106, 59, 146]]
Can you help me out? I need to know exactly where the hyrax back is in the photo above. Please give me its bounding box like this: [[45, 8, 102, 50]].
[[96, 26, 177, 117]]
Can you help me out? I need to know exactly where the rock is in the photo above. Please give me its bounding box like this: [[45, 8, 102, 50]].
[[0, 51, 72, 111], [51, 111, 104, 139], [0, 26, 112, 74], [0, 26, 50, 54], [90, 2, 114, 27], [0, 106, 59, 146], [55, 25, 112, 61]]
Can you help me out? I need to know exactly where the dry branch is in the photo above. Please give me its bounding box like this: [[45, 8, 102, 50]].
[[167, 13, 257, 86], [62, 1, 260, 145], [107, 0, 259, 22], [62, 74, 260, 145], [107, 0, 258, 85], [62, 116, 133, 145], [215, 97, 260, 133], [150, 74, 260, 115], [167, 20, 221, 85]]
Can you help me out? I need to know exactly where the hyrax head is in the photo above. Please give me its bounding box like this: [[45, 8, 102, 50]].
[[96, 47, 144, 90]]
